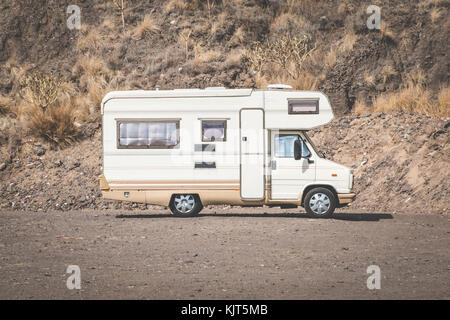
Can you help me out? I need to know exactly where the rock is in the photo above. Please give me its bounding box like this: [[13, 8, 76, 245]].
[[68, 162, 80, 170], [7, 183, 14, 192], [81, 122, 100, 138], [33, 145, 46, 156], [54, 160, 63, 167], [0, 163, 6, 171]]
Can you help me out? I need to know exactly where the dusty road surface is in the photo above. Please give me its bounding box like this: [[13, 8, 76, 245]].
[[0, 208, 449, 299]]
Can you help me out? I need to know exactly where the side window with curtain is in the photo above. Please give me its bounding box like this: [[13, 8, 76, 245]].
[[274, 134, 311, 158], [202, 120, 227, 142], [117, 120, 180, 149]]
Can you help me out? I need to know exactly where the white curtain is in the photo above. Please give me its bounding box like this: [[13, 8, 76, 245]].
[[120, 122, 178, 147]]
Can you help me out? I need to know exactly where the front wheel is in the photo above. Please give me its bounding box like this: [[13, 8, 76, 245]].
[[169, 194, 203, 217], [304, 187, 336, 218]]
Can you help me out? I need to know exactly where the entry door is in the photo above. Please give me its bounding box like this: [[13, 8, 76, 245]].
[[270, 131, 316, 200], [240, 109, 264, 200]]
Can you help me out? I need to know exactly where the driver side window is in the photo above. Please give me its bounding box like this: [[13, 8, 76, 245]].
[[274, 134, 311, 158]]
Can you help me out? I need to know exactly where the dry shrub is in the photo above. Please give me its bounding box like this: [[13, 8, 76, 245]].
[[399, 30, 412, 50], [229, 26, 245, 46], [133, 14, 160, 39], [364, 73, 376, 87], [74, 54, 109, 78], [337, 3, 351, 15], [406, 68, 426, 87], [0, 96, 12, 115], [325, 47, 336, 68], [244, 35, 319, 89], [353, 99, 370, 114], [27, 103, 79, 146], [371, 84, 449, 118], [270, 12, 312, 37], [355, 67, 448, 118], [193, 45, 221, 65], [255, 72, 319, 91], [224, 49, 243, 68], [77, 28, 102, 52], [244, 36, 315, 79], [382, 65, 397, 84], [340, 32, 357, 53], [21, 72, 79, 146], [164, 0, 187, 12], [372, 85, 430, 114], [178, 29, 193, 60], [437, 86, 450, 116], [430, 8, 444, 23], [380, 23, 395, 42], [277, 0, 316, 17], [284, 72, 319, 90]]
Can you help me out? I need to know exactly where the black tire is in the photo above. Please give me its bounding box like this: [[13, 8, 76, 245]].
[[169, 194, 203, 217], [303, 187, 336, 218]]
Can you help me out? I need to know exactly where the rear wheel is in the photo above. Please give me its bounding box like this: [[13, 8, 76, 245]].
[[169, 194, 203, 217], [304, 187, 336, 218]]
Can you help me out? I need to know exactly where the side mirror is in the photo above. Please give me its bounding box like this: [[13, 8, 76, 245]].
[[294, 140, 302, 160]]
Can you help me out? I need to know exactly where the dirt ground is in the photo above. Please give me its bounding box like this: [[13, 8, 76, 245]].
[[0, 207, 449, 300]]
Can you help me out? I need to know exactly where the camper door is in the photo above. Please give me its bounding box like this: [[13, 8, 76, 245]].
[[239, 109, 264, 200]]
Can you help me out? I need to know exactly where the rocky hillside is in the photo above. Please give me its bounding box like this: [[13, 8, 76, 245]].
[[0, 0, 449, 214]]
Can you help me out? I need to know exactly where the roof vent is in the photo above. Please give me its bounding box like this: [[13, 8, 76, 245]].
[[267, 84, 293, 90]]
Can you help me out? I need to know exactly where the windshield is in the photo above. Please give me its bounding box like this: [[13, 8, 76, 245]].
[[302, 131, 325, 159]]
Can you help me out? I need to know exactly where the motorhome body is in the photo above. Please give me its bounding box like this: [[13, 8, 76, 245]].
[[99, 87, 355, 217]]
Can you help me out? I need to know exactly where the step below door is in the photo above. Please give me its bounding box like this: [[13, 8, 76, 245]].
[[240, 108, 264, 200]]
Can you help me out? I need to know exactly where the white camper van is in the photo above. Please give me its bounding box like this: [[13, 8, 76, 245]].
[[99, 86, 355, 218]]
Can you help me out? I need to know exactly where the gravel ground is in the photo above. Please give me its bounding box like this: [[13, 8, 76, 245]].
[[0, 207, 449, 300]]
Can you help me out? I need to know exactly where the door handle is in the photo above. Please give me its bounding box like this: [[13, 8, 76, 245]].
[[271, 160, 277, 170], [242, 137, 247, 141]]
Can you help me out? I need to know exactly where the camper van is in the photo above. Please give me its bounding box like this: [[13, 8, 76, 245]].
[[99, 86, 355, 218]]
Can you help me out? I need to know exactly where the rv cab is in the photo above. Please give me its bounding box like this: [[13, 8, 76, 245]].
[[99, 86, 355, 218]]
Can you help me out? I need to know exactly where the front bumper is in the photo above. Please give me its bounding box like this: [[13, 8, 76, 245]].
[[338, 193, 356, 205]]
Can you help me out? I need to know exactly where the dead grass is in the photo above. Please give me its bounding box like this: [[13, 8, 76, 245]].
[[437, 86, 450, 115], [229, 26, 245, 46], [382, 65, 398, 84], [224, 49, 243, 68], [430, 7, 444, 23], [0, 96, 12, 115], [339, 32, 357, 53], [325, 47, 336, 68], [164, 0, 187, 12], [133, 14, 160, 39], [355, 67, 448, 118], [259, 72, 319, 91], [73, 55, 109, 78], [193, 45, 221, 65], [27, 102, 79, 146], [369, 84, 449, 118], [270, 12, 313, 36], [364, 73, 376, 88], [354, 99, 370, 114], [77, 28, 102, 52], [380, 23, 395, 42], [21, 72, 79, 145]]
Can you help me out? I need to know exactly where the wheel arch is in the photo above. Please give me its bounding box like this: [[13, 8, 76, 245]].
[[301, 184, 338, 206]]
